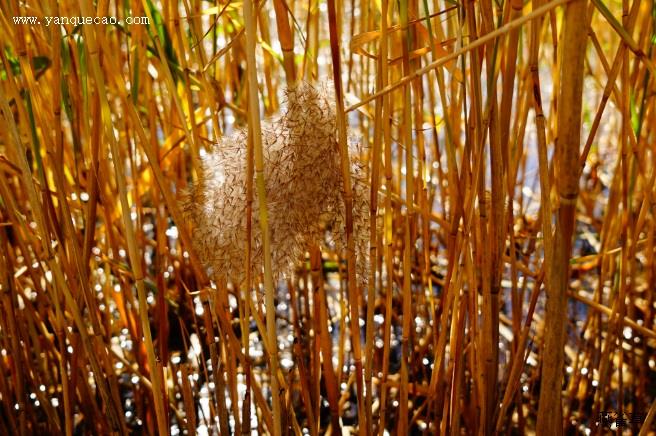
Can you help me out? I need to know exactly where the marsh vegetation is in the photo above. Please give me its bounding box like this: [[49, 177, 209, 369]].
[[0, 0, 655, 434]]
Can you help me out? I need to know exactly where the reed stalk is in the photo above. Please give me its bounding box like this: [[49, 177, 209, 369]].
[[327, 0, 366, 432], [536, 0, 588, 433], [243, 2, 282, 434]]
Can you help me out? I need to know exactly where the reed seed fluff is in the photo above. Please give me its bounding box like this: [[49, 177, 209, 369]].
[[182, 82, 370, 285]]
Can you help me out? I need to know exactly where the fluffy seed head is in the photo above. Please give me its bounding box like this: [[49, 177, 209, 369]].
[[181, 82, 370, 285]]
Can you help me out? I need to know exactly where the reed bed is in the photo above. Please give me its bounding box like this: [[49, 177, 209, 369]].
[[0, 0, 655, 434]]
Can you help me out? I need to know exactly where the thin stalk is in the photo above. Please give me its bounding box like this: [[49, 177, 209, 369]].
[[243, 1, 282, 434], [326, 0, 366, 432]]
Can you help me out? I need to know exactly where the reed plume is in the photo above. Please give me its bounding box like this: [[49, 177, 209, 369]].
[[181, 82, 370, 285]]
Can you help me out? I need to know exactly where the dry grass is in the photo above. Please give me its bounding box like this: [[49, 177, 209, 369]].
[[0, 0, 655, 434]]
